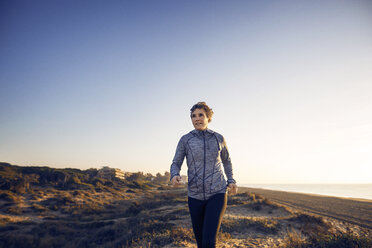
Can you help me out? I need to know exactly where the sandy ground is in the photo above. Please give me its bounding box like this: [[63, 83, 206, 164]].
[[239, 187, 372, 230], [124, 187, 372, 247], [162, 191, 294, 248]]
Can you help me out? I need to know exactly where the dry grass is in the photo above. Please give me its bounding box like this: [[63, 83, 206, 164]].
[[281, 228, 307, 248], [2, 187, 371, 248], [1, 162, 371, 247]]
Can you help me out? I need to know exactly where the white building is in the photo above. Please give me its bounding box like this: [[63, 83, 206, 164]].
[[97, 166, 126, 180]]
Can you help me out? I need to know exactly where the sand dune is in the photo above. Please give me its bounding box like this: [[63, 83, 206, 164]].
[[239, 187, 372, 230], [1, 162, 371, 247]]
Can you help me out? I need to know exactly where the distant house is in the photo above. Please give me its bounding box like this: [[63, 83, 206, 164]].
[[97, 166, 126, 180]]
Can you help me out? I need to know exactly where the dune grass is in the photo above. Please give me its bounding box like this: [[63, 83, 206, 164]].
[[1, 162, 371, 247]]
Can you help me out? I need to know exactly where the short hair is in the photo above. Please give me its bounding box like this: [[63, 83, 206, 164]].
[[190, 102, 214, 122]]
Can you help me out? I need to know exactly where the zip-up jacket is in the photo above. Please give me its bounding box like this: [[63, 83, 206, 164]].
[[170, 129, 236, 200]]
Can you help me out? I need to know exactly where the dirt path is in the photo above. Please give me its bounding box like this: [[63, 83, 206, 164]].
[[240, 187, 372, 230]]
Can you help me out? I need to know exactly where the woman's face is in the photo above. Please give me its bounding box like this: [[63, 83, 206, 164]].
[[191, 108, 209, 131]]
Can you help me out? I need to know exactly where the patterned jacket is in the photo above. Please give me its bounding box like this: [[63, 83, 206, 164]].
[[170, 129, 236, 200]]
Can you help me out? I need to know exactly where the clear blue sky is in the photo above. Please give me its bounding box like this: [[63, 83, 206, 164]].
[[1, 0, 371, 184]]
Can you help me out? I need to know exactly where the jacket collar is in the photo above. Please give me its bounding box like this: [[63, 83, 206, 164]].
[[191, 128, 214, 136]]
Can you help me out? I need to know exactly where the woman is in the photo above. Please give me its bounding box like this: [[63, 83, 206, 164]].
[[170, 102, 237, 248]]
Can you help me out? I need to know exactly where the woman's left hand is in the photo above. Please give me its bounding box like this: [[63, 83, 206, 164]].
[[227, 183, 238, 195]]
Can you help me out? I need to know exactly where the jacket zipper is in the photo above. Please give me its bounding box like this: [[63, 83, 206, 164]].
[[203, 131, 206, 200]]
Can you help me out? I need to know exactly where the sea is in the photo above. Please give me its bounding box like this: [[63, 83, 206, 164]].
[[240, 184, 372, 200]]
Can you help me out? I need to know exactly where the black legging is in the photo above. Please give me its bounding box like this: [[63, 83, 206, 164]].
[[188, 193, 227, 248]]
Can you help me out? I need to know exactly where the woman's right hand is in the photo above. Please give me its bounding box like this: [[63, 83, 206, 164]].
[[171, 176, 183, 186]]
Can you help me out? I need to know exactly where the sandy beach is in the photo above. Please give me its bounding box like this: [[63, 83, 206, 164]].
[[240, 187, 372, 230]]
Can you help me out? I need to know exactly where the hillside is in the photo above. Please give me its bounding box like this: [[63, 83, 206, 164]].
[[0, 162, 371, 247]]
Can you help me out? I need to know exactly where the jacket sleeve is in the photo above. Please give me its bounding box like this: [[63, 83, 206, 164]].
[[170, 136, 186, 181], [221, 136, 236, 185]]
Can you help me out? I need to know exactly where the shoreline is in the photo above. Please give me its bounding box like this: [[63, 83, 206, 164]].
[[239, 186, 372, 230], [240, 184, 372, 201], [241, 186, 372, 203]]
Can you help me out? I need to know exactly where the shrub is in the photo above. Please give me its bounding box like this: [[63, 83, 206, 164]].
[[227, 196, 246, 205], [31, 203, 47, 213], [40, 196, 75, 211], [151, 227, 195, 246], [38, 234, 67, 248], [288, 213, 327, 227], [6, 206, 22, 215], [252, 202, 262, 211], [221, 218, 279, 235], [281, 228, 308, 248], [157, 185, 172, 190], [281, 227, 372, 248], [236, 192, 251, 198], [124, 201, 145, 216], [0, 192, 17, 202], [127, 181, 151, 190], [307, 229, 372, 248], [0, 233, 35, 248]]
